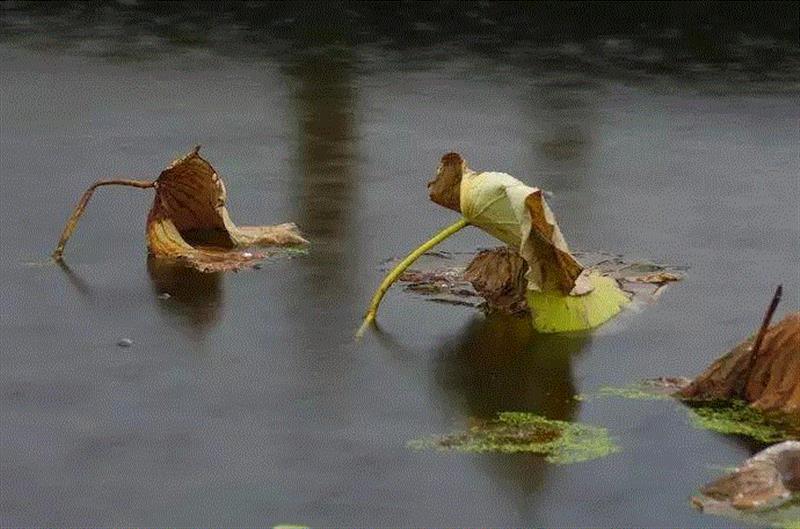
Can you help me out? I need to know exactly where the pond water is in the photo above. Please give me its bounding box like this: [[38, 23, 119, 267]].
[[1, 3, 798, 527]]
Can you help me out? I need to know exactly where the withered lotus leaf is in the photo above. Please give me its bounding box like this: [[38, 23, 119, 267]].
[[680, 311, 800, 415], [54, 146, 307, 272]]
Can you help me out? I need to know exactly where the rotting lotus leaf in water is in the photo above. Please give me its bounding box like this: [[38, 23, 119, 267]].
[[407, 412, 619, 464], [359, 153, 633, 336], [680, 311, 800, 416], [53, 146, 308, 272], [693, 441, 800, 528], [457, 164, 631, 332]]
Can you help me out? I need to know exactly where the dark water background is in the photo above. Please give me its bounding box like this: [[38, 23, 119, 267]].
[[1, 2, 799, 526]]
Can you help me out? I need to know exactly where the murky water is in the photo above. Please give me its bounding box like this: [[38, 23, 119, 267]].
[[1, 3, 798, 527]]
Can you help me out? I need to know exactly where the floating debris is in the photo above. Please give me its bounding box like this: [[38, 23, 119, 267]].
[[384, 249, 684, 313], [679, 287, 799, 416], [116, 338, 133, 348], [693, 441, 800, 528], [408, 411, 619, 464], [577, 384, 674, 402]]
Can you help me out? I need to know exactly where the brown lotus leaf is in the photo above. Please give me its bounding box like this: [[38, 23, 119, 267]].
[[53, 146, 307, 272], [388, 249, 683, 314], [694, 441, 800, 513], [680, 311, 800, 415], [463, 247, 530, 315]]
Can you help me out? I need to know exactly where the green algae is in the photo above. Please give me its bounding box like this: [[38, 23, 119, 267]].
[[688, 401, 798, 443], [408, 412, 619, 464], [576, 384, 673, 402]]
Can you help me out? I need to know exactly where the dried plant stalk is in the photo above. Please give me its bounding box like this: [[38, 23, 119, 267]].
[[52, 179, 156, 260]]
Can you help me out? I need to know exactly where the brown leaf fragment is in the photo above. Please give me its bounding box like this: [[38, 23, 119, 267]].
[[694, 441, 800, 513], [680, 312, 800, 416], [464, 247, 530, 315]]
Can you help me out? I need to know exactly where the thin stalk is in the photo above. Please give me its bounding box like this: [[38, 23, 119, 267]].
[[742, 284, 782, 393], [52, 179, 156, 260], [750, 284, 783, 359], [356, 217, 469, 339]]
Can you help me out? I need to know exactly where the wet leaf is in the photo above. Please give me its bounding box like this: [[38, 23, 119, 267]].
[[687, 400, 799, 443], [693, 441, 800, 528]]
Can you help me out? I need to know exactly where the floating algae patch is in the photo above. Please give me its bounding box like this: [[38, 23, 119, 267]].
[[407, 412, 619, 464], [688, 401, 799, 443], [577, 384, 674, 402]]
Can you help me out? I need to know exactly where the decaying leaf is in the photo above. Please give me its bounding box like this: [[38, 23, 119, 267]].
[[693, 441, 800, 526], [679, 311, 800, 416], [463, 247, 530, 314], [626, 271, 683, 284], [425, 153, 631, 332], [53, 146, 307, 272]]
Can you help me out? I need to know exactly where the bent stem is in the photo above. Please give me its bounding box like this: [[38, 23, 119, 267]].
[[356, 217, 469, 339], [52, 179, 156, 260]]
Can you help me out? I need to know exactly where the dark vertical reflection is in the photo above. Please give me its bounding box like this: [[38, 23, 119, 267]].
[[282, 11, 359, 296], [146, 257, 223, 342], [524, 79, 600, 189], [433, 313, 590, 509], [435, 314, 589, 421], [276, 9, 362, 436], [521, 78, 602, 246]]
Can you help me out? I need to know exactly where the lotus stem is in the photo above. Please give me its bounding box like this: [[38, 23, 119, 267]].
[[356, 217, 469, 339], [52, 179, 156, 260]]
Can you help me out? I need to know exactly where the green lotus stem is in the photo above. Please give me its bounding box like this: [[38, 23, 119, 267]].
[[356, 217, 469, 339]]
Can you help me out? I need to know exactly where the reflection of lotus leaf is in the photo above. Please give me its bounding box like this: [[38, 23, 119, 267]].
[[408, 412, 619, 464]]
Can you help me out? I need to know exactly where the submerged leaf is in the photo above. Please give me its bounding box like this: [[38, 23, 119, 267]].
[[693, 441, 800, 528], [687, 400, 798, 443]]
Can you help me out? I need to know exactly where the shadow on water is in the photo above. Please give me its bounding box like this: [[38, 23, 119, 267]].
[[55, 259, 94, 300], [146, 257, 223, 340], [434, 313, 590, 420], [430, 313, 591, 507]]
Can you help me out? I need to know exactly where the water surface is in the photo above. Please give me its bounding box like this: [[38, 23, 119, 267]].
[[1, 3, 799, 527]]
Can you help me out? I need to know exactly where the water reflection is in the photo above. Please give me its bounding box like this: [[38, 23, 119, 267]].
[[285, 48, 358, 273], [435, 314, 589, 420], [432, 314, 590, 506], [146, 257, 223, 339]]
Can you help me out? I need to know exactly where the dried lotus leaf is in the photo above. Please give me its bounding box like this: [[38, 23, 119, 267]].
[[147, 147, 307, 271], [53, 146, 307, 272]]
